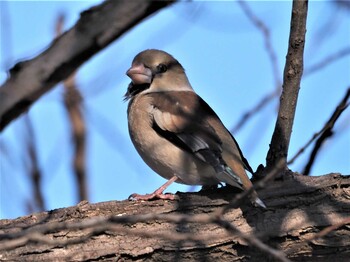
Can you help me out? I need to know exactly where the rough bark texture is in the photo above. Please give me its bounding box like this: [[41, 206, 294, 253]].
[[266, 0, 308, 170], [1, 173, 349, 261], [0, 0, 174, 131]]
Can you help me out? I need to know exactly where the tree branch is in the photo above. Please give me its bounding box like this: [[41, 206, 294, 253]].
[[0, 0, 175, 131], [304, 46, 350, 75], [231, 45, 350, 134], [237, 0, 281, 89], [0, 173, 349, 261], [266, 0, 308, 171], [56, 14, 89, 202], [302, 87, 350, 175], [24, 115, 45, 212]]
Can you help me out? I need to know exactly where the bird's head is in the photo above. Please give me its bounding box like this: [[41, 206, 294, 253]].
[[124, 49, 193, 100]]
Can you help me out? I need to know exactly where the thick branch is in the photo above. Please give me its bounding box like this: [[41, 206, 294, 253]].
[[266, 0, 308, 170], [0, 173, 349, 261], [0, 0, 175, 131]]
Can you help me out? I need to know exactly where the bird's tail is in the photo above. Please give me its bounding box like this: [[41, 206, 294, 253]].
[[217, 167, 267, 208], [216, 166, 244, 190], [253, 197, 266, 208]]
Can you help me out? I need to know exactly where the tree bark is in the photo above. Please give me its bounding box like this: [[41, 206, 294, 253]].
[[1, 173, 349, 261], [0, 0, 175, 131]]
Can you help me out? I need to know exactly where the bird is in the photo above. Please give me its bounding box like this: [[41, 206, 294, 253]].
[[124, 49, 265, 208]]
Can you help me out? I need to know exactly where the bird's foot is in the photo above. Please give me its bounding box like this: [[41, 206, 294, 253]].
[[128, 176, 178, 201], [128, 192, 176, 201]]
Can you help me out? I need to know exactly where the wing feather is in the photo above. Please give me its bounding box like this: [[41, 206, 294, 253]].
[[148, 91, 243, 186]]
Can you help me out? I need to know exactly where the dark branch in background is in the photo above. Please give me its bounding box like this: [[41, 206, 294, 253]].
[[0, 0, 175, 131], [237, 0, 281, 88], [285, 87, 349, 168], [23, 115, 45, 212], [232, 1, 350, 135], [304, 46, 350, 75], [231, 45, 350, 134], [232, 0, 281, 134], [334, 0, 350, 10], [232, 88, 279, 134], [55, 14, 88, 202], [302, 87, 350, 175], [306, 216, 350, 241], [215, 218, 290, 262], [266, 0, 308, 172]]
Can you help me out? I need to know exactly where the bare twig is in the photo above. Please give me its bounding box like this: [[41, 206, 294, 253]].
[[266, 0, 308, 171], [335, 0, 350, 10], [237, 0, 281, 89], [55, 14, 88, 201], [285, 216, 350, 256], [215, 218, 290, 262], [24, 115, 45, 212], [302, 87, 350, 175], [0, 224, 230, 251], [304, 47, 350, 76], [232, 0, 281, 134], [287, 87, 349, 168], [232, 46, 350, 134], [231, 88, 279, 133], [306, 216, 350, 241]]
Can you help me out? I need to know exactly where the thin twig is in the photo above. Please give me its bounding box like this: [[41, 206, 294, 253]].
[[232, 0, 281, 134], [215, 218, 290, 262], [231, 45, 350, 134], [287, 88, 350, 165], [231, 88, 279, 133], [302, 87, 350, 175], [306, 216, 350, 242], [237, 0, 281, 88], [24, 115, 45, 212], [304, 46, 350, 76], [285, 216, 350, 256], [56, 14, 88, 201]]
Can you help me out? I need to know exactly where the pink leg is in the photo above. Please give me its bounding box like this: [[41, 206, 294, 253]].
[[129, 176, 178, 201]]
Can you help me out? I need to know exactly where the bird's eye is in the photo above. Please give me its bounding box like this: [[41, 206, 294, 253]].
[[157, 64, 168, 73]]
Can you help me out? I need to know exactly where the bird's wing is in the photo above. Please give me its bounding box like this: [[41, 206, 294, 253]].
[[148, 91, 243, 188]]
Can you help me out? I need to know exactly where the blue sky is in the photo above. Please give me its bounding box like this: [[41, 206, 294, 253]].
[[0, 0, 349, 219]]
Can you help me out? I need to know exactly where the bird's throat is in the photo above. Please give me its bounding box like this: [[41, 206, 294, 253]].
[[124, 83, 150, 101]]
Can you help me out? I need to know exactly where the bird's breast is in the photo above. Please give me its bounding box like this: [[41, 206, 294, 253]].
[[127, 95, 219, 186]]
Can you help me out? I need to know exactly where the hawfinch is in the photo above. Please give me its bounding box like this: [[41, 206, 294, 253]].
[[124, 49, 265, 208]]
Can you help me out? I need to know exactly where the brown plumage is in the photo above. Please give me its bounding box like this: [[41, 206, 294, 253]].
[[125, 49, 265, 208]]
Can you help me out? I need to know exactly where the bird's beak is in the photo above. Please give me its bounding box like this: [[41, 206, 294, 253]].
[[126, 63, 153, 85]]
